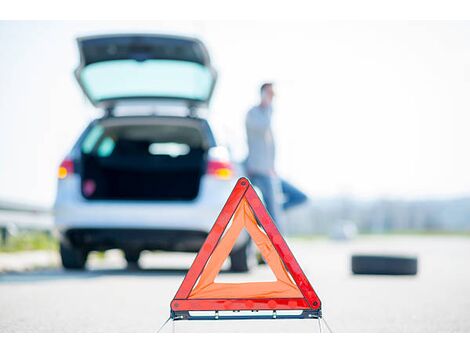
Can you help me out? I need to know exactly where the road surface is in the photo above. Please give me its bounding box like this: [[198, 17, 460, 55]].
[[1, 235, 470, 332]]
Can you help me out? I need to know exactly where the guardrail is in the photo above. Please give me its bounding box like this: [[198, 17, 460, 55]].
[[0, 200, 53, 244]]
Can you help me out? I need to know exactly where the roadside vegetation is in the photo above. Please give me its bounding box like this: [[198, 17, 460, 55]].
[[1, 231, 469, 253], [0, 232, 109, 259], [0, 231, 58, 253]]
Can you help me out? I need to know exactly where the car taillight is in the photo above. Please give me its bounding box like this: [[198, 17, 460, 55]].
[[207, 160, 233, 180], [58, 159, 74, 179]]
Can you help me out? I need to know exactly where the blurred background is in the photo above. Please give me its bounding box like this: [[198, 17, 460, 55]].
[[1, 21, 470, 332], [2, 21, 470, 236]]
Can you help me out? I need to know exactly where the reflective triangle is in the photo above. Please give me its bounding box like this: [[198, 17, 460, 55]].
[[171, 177, 321, 314]]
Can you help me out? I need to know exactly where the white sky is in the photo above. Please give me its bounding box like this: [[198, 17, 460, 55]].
[[1, 21, 470, 206]]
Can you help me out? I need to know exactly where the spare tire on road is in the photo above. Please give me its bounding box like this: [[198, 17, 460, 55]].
[[351, 254, 418, 275]]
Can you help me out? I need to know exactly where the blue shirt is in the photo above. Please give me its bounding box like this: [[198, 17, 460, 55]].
[[245, 105, 275, 175]]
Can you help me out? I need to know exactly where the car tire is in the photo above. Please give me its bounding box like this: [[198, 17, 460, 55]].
[[351, 254, 418, 275], [230, 241, 255, 273], [60, 242, 87, 270], [124, 250, 140, 265]]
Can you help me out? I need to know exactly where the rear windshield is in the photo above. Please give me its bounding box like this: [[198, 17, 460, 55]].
[[79, 60, 214, 103]]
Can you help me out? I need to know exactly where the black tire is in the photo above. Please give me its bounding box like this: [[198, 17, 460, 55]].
[[124, 250, 141, 265], [60, 242, 87, 270], [351, 254, 418, 275], [230, 241, 255, 273]]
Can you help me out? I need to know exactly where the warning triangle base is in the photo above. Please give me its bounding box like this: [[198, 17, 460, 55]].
[[171, 309, 321, 321]]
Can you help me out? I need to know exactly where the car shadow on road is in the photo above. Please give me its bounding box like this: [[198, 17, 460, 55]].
[[0, 266, 238, 284]]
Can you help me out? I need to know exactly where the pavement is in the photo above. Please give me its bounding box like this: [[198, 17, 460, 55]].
[[0, 250, 58, 273], [1, 235, 470, 332]]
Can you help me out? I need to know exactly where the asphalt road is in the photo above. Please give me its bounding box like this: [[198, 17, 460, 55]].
[[1, 235, 470, 332]]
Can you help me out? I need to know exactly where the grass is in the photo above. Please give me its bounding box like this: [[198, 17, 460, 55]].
[[0, 231, 58, 253], [0, 232, 110, 258], [1, 230, 469, 253], [92, 251, 106, 260]]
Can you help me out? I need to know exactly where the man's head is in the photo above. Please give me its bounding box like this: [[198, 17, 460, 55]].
[[260, 82, 275, 107]]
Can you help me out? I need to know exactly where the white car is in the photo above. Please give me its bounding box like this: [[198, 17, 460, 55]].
[[54, 34, 252, 271]]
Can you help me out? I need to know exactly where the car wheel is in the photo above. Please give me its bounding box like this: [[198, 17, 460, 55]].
[[230, 241, 256, 273], [124, 250, 141, 266], [60, 242, 87, 270], [351, 254, 418, 275]]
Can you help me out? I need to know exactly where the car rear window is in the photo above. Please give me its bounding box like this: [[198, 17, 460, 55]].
[[80, 60, 214, 103]]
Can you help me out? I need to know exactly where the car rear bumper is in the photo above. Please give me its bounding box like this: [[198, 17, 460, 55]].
[[62, 228, 208, 252], [54, 175, 237, 232], [54, 201, 220, 233], [53, 176, 249, 252]]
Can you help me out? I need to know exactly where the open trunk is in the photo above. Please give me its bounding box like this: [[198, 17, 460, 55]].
[[75, 34, 217, 109], [80, 117, 210, 201]]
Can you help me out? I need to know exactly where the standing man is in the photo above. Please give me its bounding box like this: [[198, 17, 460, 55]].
[[245, 82, 283, 228]]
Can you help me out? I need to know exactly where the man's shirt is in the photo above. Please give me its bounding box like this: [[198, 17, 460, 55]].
[[245, 105, 275, 175]]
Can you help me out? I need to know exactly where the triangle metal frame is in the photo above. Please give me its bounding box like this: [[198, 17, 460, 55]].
[[170, 177, 322, 320]]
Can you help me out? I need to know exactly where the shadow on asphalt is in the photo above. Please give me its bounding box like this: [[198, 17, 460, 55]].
[[0, 266, 238, 284], [0, 267, 188, 283]]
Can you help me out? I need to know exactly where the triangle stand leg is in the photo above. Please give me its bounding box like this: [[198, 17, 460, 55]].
[[156, 316, 172, 333], [317, 317, 333, 333], [321, 316, 333, 333]]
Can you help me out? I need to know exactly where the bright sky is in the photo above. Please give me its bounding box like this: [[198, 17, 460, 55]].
[[1, 21, 470, 206]]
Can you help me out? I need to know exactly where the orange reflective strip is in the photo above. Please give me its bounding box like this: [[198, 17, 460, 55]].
[[192, 203, 246, 290], [187, 282, 301, 299], [243, 201, 294, 286], [189, 199, 302, 299]]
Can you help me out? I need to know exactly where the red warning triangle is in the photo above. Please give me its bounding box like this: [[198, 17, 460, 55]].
[[171, 177, 321, 317]]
